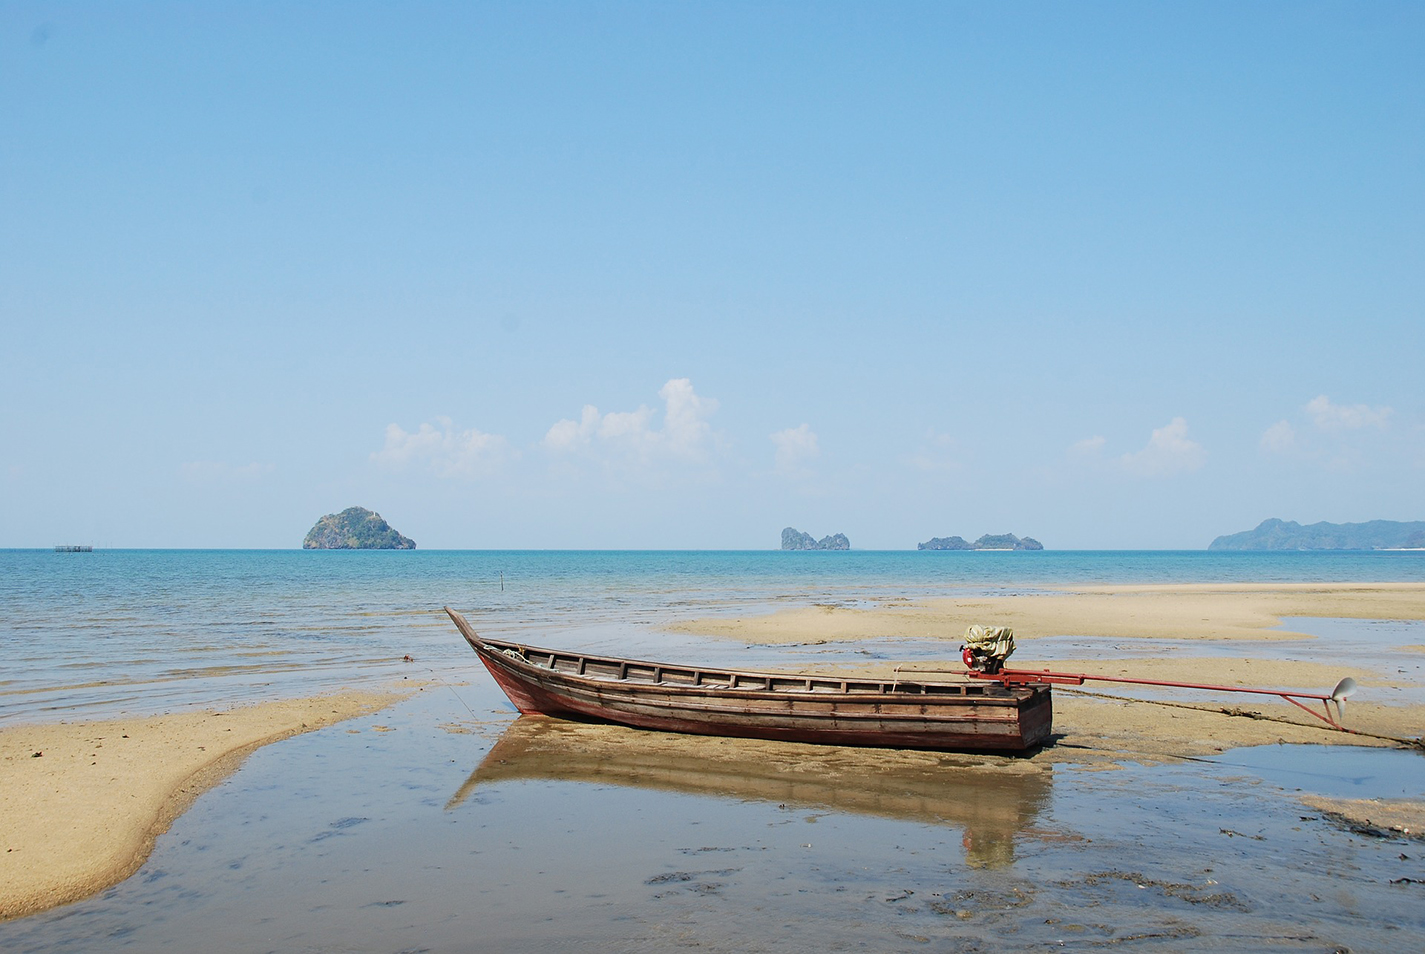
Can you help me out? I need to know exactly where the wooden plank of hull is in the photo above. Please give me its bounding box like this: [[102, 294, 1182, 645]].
[[495, 662, 1049, 751], [456, 618, 1052, 752]]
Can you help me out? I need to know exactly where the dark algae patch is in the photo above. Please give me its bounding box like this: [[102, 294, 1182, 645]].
[[1069, 870, 1252, 912]]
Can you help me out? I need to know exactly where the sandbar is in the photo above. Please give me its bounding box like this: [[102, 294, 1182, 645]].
[[0, 690, 403, 921], [669, 581, 1425, 643], [668, 581, 1425, 759]]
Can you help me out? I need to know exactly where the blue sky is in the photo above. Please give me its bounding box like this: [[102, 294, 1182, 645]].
[[3, 2, 1421, 549]]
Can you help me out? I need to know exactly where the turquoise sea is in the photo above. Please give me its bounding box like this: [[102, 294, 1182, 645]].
[[4, 548, 1425, 723]]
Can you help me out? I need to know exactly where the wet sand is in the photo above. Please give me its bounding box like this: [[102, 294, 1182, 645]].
[[1301, 794, 1425, 838], [0, 690, 403, 921]]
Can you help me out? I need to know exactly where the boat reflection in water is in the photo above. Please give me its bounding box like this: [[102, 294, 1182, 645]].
[[448, 716, 1053, 868]]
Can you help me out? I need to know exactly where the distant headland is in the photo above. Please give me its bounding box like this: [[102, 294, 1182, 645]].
[[303, 507, 416, 550], [1209, 518, 1425, 551], [781, 527, 850, 551], [918, 533, 1043, 551]]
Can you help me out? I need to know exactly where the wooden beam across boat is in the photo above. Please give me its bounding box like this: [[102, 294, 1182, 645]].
[[444, 607, 1052, 752]]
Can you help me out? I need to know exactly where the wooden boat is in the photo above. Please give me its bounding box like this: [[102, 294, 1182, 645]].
[[445, 607, 1053, 752]]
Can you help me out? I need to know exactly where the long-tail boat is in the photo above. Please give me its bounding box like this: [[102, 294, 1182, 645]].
[[444, 607, 1053, 752]]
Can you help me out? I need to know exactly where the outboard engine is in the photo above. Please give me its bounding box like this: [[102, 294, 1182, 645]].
[[960, 625, 1016, 674]]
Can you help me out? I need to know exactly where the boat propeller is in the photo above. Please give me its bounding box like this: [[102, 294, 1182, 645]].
[[1329, 676, 1358, 722]]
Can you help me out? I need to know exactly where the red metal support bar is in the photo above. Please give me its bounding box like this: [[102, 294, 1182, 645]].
[[893, 665, 1353, 731]]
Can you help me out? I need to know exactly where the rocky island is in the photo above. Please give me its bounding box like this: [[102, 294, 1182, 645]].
[[919, 533, 1043, 551], [303, 507, 416, 550], [781, 527, 850, 550], [1209, 518, 1425, 551]]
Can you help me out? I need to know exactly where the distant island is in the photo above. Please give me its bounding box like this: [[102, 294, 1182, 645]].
[[303, 507, 416, 550], [781, 527, 850, 550], [918, 533, 1044, 551], [1209, 518, 1425, 551]]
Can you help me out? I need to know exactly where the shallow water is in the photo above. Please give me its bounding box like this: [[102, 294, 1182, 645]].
[[4, 549, 1424, 723], [1211, 743, 1425, 800], [4, 683, 1424, 953]]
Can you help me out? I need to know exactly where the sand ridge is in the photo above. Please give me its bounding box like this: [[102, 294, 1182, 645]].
[[667, 582, 1425, 644], [0, 690, 404, 922]]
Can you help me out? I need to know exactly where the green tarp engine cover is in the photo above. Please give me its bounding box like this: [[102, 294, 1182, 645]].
[[961, 625, 1015, 674]]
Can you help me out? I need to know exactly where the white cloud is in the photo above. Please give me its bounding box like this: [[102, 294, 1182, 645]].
[[598, 406, 657, 447], [771, 424, 820, 477], [1119, 417, 1205, 477], [1260, 420, 1297, 454], [180, 460, 275, 483], [543, 405, 601, 452], [1305, 395, 1392, 431], [543, 378, 720, 463], [1069, 435, 1106, 457], [372, 418, 510, 478], [660, 378, 717, 456]]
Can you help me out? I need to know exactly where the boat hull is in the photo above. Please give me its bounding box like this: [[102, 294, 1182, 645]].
[[447, 608, 1052, 753]]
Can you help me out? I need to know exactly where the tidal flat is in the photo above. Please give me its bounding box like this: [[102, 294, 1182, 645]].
[[4, 551, 1425, 950]]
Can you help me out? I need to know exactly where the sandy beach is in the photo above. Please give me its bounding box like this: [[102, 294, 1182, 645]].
[[0, 690, 404, 921]]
